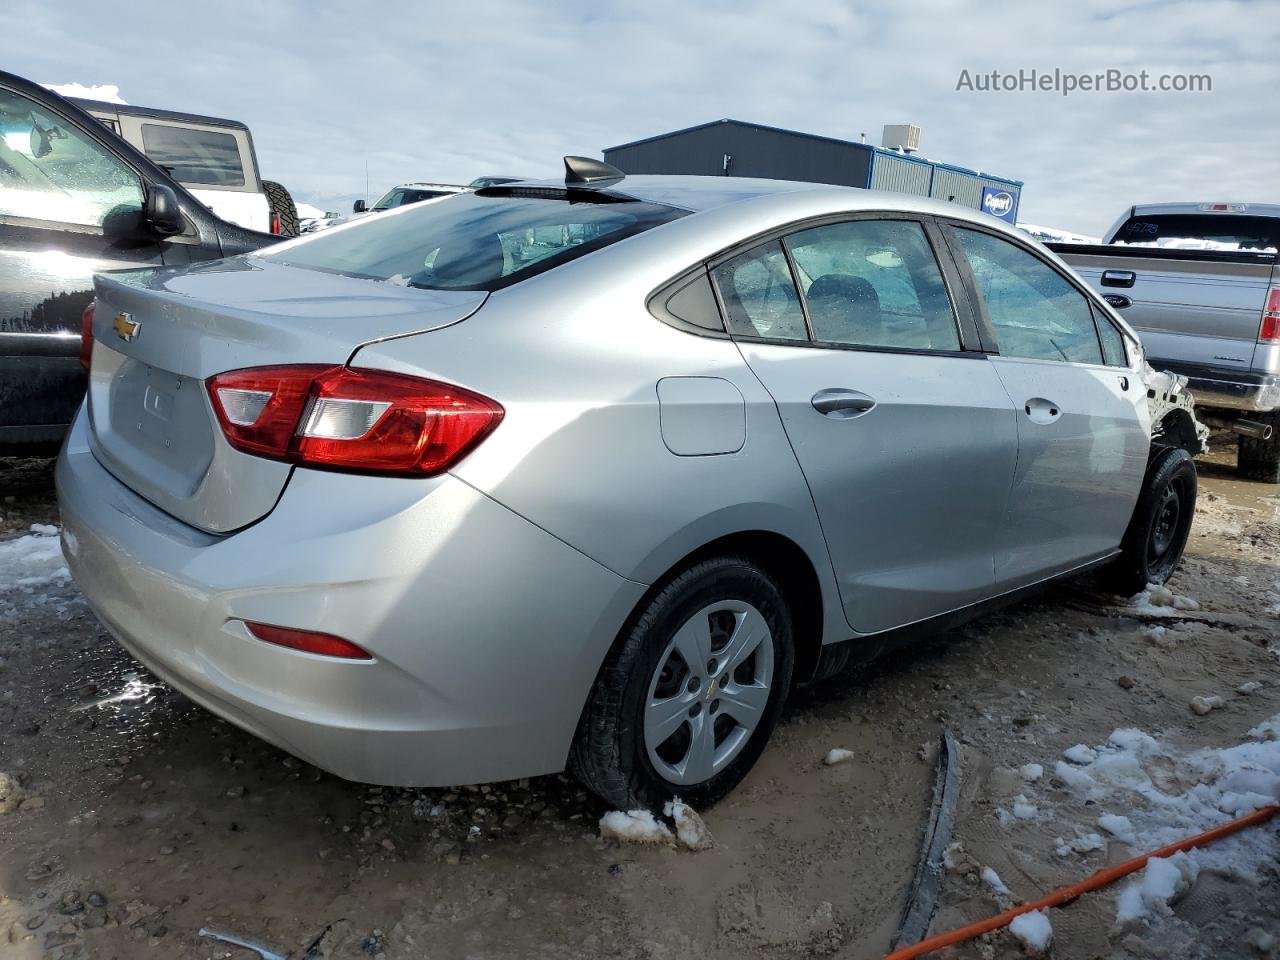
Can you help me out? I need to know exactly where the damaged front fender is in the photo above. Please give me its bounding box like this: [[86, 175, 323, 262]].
[[1144, 362, 1209, 455]]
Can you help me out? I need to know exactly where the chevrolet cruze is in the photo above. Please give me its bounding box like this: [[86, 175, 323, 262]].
[[57, 158, 1197, 808]]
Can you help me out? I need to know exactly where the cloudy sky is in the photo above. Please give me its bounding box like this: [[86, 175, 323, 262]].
[[2, 0, 1274, 234]]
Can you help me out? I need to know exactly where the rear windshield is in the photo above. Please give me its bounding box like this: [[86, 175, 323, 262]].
[[1112, 214, 1280, 252], [267, 190, 687, 291], [140, 123, 245, 187]]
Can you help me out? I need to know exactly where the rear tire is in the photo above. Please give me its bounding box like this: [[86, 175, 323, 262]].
[[1102, 446, 1197, 595], [262, 180, 299, 237], [1237, 411, 1280, 483], [570, 556, 794, 810]]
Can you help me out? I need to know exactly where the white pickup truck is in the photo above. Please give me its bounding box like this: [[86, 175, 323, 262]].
[[1050, 203, 1280, 482]]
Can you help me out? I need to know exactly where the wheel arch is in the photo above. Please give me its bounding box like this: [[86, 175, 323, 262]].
[[1153, 408, 1203, 457], [618, 529, 830, 690]]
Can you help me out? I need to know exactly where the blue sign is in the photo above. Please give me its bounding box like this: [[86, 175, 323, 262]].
[[981, 186, 1017, 223]]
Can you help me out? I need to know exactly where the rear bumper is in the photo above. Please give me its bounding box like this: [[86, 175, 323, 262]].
[[56, 409, 645, 786], [1148, 359, 1280, 413]]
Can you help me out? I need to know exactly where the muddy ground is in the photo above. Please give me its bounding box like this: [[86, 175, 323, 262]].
[[1, 440, 1277, 960]]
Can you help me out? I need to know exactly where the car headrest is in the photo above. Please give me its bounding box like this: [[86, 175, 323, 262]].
[[430, 232, 506, 286], [806, 274, 882, 342]]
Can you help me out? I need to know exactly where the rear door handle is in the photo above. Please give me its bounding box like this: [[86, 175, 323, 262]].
[[1023, 397, 1061, 425], [811, 388, 876, 419]]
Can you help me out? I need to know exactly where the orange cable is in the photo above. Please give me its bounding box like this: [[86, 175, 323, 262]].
[[882, 803, 1280, 960]]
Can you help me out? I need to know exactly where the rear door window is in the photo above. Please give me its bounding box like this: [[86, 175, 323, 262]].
[[140, 122, 245, 186], [785, 219, 960, 351], [952, 228, 1103, 365], [268, 190, 686, 291], [710, 241, 808, 341]]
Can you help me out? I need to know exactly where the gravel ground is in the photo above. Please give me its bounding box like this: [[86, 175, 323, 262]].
[[1, 441, 1277, 960]]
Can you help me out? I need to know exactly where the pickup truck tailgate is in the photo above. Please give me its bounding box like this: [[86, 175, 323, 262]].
[[1058, 247, 1275, 371]]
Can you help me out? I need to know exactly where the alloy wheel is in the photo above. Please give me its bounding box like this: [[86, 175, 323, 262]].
[[643, 600, 774, 786]]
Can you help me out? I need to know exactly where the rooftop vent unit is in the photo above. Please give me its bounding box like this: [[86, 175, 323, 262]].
[[881, 124, 921, 154]]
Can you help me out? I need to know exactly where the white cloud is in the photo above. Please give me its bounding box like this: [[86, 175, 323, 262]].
[[40, 81, 126, 104], [2, 0, 1272, 234]]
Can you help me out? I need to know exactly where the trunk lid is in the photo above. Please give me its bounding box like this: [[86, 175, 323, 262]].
[[86, 257, 487, 533]]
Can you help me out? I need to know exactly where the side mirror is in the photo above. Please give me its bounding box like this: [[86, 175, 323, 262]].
[[145, 183, 185, 236], [353, 199, 367, 213], [29, 125, 51, 158]]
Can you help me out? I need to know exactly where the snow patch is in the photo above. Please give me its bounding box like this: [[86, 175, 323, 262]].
[[663, 799, 714, 851], [1008, 909, 1053, 955], [1020, 763, 1044, 782], [1190, 694, 1225, 716], [1055, 832, 1104, 856], [1098, 813, 1136, 844], [598, 809, 671, 845], [1031, 713, 1280, 934], [1063, 744, 1098, 765], [1115, 852, 1199, 924], [823, 747, 855, 766], [0, 525, 69, 590], [1131, 584, 1200, 614], [980, 866, 1010, 898]]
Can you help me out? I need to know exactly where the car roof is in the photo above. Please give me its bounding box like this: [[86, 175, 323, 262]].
[[70, 97, 249, 131]]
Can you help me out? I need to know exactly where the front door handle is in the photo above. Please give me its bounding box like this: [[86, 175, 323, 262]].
[[811, 388, 876, 419], [1023, 397, 1061, 425]]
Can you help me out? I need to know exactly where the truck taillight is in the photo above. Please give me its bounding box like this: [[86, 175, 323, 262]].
[[206, 365, 503, 476], [1262, 287, 1280, 343], [79, 301, 95, 369], [270, 212, 283, 235]]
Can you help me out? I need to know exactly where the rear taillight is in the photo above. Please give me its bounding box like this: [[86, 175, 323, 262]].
[[79, 301, 95, 369], [206, 365, 503, 476], [245, 621, 372, 660], [269, 212, 282, 235], [1261, 287, 1280, 343]]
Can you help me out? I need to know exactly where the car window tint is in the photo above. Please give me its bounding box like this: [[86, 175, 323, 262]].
[[1093, 304, 1129, 367], [786, 219, 959, 351], [141, 123, 245, 187], [269, 191, 686, 292], [0, 87, 143, 228], [710, 241, 808, 341], [954, 228, 1103, 364]]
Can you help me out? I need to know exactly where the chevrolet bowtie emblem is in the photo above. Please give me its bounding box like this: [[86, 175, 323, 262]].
[[113, 312, 140, 342]]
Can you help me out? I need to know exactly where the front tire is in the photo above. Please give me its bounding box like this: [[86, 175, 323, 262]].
[[1102, 446, 1197, 595], [1237, 410, 1280, 483], [570, 556, 794, 810]]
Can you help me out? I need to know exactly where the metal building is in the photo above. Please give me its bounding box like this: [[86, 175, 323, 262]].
[[602, 119, 1022, 223]]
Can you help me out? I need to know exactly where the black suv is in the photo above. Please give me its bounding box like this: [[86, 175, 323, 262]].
[[0, 70, 281, 454]]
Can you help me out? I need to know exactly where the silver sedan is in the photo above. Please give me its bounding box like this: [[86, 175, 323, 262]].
[[57, 158, 1197, 808]]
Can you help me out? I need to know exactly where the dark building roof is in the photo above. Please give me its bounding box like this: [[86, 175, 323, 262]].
[[604, 118, 1021, 187]]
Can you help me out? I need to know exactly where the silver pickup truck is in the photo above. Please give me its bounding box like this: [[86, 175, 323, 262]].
[[1049, 202, 1280, 482]]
